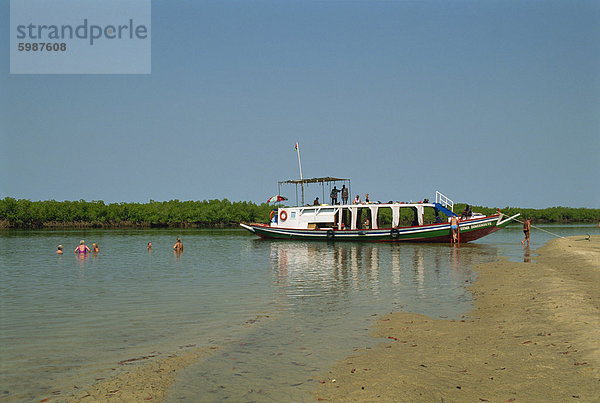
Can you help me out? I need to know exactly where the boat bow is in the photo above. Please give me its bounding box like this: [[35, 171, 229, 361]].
[[496, 212, 521, 227]]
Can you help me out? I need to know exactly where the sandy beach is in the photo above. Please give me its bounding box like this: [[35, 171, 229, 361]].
[[315, 235, 600, 402]]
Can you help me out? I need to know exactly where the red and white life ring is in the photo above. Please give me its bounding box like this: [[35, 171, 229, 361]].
[[279, 210, 288, 221], [269, 210, 276, 221]]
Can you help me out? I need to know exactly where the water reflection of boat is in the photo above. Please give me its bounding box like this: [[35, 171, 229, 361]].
[[242, 182, 519, 243], [267, 241, 499, 302]]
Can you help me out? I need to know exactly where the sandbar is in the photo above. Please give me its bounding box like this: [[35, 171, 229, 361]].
[[63, 346, 219, 402], [315, 235, 600, 401]]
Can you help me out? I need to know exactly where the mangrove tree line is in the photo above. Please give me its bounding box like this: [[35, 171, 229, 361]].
[[0, 197, 598, 228]]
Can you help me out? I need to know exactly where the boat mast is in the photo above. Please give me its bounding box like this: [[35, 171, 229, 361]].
[[295, 142, 304, 205]]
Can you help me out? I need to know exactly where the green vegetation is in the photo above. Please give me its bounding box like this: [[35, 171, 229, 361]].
[[0, 198, 272, 228], [453, 203, 600, 224], [0, 197, 598, 229]]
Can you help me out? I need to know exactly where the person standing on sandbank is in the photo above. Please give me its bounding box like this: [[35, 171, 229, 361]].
[[521, 217, 531, 246]]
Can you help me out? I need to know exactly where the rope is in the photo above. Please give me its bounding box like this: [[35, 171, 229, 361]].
[[512, 217, 564, 239]]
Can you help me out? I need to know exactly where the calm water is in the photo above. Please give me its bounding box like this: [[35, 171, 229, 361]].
[[0, 225, 596, 401]]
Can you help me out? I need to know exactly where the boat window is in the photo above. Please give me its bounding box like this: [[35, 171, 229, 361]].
[[291, 212, 296, 219], [424, 206, 444, 224], [397, 207, 418, 226], [319, 208, 335, 214], [377, 207, 393, 228]]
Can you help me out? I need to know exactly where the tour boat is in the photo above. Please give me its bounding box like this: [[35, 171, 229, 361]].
[[241, 178, 520, 243]]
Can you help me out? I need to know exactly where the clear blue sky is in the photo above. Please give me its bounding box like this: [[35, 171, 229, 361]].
[[1, 0, 599, 208]]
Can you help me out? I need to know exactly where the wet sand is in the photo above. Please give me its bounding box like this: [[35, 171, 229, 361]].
[[59, 313, 273, 402], [315, 235, 600, 402], [64, 346, 219, 402]]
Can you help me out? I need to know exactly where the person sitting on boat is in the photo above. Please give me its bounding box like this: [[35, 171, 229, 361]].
[[461, 204, 473, 220], [313, 197, 320, 206], [353, 195, 361, 204]]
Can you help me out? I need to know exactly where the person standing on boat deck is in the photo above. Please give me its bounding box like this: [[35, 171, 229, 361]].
[[341, 185, 349, 205], [330, 186, 339, 205], [353, 195, 361, 204], [521, 217, 531, 246], [450, 215, 459, 244], [365, 193, 370, 204], [313, 197, 320, 206]]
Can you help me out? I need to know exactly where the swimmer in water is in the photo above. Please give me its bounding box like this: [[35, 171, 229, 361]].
[[74, 240, 91, 255], [92, 243, 99, 253], [173, 237, 183, 252], [57, 245, 63, 255]]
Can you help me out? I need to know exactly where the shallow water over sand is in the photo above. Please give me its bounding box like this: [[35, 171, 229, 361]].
[[0, 225, 595, 401]]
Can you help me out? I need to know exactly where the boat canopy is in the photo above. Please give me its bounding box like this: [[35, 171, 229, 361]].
[[278, 177, 350, 206], [278, 176, 349, 185]]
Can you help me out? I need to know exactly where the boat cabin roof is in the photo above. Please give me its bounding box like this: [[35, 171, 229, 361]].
[[278, 177, 349, 185], [286, 202, 437, 210]]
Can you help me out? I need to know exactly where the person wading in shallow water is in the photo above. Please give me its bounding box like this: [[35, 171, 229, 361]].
[[74, 240, 91, 255], [450, 215, 459, 244], [173, 237, 183, 253], [521, 217, 531, 246]]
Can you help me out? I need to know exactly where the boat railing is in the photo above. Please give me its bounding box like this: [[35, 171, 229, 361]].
[[435, 191, 454, 212]]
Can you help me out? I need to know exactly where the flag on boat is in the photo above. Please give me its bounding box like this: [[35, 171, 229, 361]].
[[267, 195, 288, 203], [294, 142, 298, 151]]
